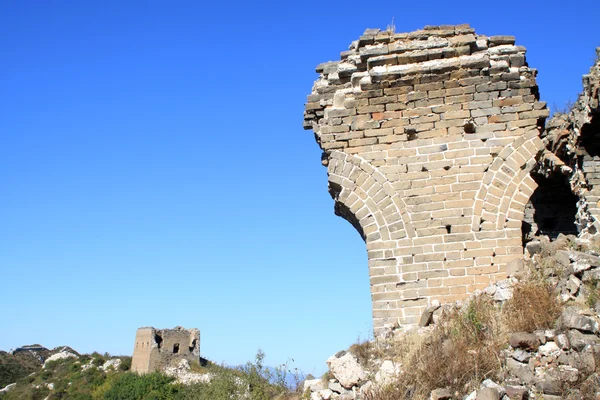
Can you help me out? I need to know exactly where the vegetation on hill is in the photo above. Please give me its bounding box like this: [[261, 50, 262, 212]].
[[0, 350, 302, 400], [0, 350, 44, 389]]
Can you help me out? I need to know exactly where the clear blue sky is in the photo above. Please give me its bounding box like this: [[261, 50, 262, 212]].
[[0, 0, 598, 375]]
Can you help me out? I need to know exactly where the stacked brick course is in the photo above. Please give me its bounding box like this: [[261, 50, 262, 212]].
[[303, 25, 549, 332]]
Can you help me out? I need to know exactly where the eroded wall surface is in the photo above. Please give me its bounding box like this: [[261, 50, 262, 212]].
[[131, 326, 200, 374], [303, 25, 549, 332], [541, 50, 600, 239]]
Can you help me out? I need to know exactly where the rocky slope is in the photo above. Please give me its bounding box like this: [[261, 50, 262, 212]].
[[304, 235, 600, 400]]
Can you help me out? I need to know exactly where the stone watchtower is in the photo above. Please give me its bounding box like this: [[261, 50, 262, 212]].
[[303, 25, 549, 334], [131, 326, 200, 374]]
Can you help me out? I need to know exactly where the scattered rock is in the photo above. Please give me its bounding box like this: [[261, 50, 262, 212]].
[[555, 333, 570, 350], [538, 341, 560, 356], [526, 241, 543, 256], [506, 358, 535, 384], [420, 301, 441, 327], [100, 358, 121, 371], [536, 379, 561, 395], [304, 378, 327, 393], [43, 351, 78, 368], [510, 332, 540, 351], [476, 387, 500, 400], [0, 383, 16, 394], [507, 259, 525, 276], [430, 387, 452, 400], [317, 388, 333, 399], [560, 306, 599, 333], [567, 329, 600, 352], [554, 250, 571, 267], [503, 385, 528, 399], [328, 380, 343, 393], [512, 349, 531, 363], [164, 359, 211, 385], [375, 360, 400, 385], [326, 352, 367, 389]]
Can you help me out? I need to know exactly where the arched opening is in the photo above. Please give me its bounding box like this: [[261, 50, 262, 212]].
[[522, 171, 579, 243], [154, 333, 163, 349], [329, 181, 366, 241], [189, 339, 197, 353], [173, 343, 179, 354]]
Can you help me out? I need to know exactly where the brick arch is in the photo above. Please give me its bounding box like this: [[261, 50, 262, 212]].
[[327, 151, 415, 241], [472, 131, 544, 232]]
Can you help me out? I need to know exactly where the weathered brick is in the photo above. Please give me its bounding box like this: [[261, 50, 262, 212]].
[[304, 24, 548, 334]]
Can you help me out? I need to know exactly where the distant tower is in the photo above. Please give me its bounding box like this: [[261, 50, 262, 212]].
[[131, 326, 200, 374]]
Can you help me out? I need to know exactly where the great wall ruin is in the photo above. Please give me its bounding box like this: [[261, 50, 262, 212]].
[[303, 24, 600, 334]]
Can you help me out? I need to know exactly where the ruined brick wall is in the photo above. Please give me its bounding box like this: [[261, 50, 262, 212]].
[[542, 50, 600, 239], [131, 326, 200, 374], [303, 25, 549, 333]]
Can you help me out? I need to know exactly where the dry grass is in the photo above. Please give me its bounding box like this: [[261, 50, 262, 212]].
[[364, 297, 507, 400], [349, 339, 376, 368], [502, 282, 561, 333]]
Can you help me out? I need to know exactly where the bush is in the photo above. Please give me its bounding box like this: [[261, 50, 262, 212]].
[[118, 358, 132, 372], [365, 296, 506, 400], [348, 339, 376, 367], [102, 373, 177, 400], [503, 282, 561, 332]]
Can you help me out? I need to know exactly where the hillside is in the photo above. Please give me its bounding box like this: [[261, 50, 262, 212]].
[[0, 348, 301, 400], [0, 345, 80, 389]]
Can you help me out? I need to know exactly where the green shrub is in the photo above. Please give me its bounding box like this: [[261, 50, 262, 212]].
[[102, 372, 178, 400], [118, 358, 132, 372]]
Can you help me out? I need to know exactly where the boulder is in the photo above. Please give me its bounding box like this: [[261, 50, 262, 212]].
[[538, 341, 560, 356], [555, 333, 570, 350], [326, 352, 368, 389], [535, 380, 561, 395], [509, 332, 540, 350], [560, 307, 599, 333], [375, 360, 400, 385], [507, 258, 525, 277], [481, 379, 505, 395], [503, 385, 528, 399], [511, 349, 531, 363], [477, 379, 505, 400], [558, 365, 579, 383], [554, 250, 571, 267], [494, 287, 513, 301], [506, 358, 535, 384], [430, 388, 452, 399], [526, 241, 543, 256], [328, 380, 343, 393], [570, 251, 600, 272], [101, 358, 121, 371], [476, 387, 500, 400], [43, 351, 78, 368], [419, 301, 441, 327], [304, 378, 327, 393]]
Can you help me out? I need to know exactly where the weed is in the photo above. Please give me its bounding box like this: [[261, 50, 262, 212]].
[[386, 18, 395, 35], [585, 278, 600, 309], [364, 296, 505, 400], [503, 281, 561, 332], [349, 339, 376, 368]]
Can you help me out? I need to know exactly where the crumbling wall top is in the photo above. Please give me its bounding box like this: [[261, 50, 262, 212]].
[[302, 24, 549, 331]]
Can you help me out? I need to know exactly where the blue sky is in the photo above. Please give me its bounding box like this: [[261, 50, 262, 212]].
[[0, 1, 598, 375]]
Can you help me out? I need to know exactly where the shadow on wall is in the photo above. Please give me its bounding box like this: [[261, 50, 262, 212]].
[[522, 172, 579, 243]]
